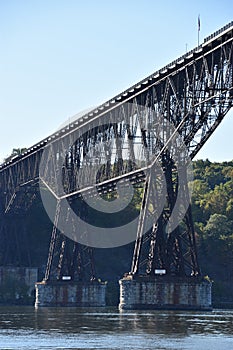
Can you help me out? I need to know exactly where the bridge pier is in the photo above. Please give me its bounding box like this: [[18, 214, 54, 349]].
[[35, 280, 106, 308], [119, 275, 212, 310]]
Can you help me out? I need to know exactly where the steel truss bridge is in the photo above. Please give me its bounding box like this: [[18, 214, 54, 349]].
[[0, 22, 233, 283]]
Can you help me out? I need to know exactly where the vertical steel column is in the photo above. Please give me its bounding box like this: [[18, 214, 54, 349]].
[[44, 200, 61, 281]]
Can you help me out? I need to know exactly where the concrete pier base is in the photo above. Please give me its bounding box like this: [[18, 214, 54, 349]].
[[119, 275, 212, 310], [0, 267, 38, 304], [35, 280, 106, 308]]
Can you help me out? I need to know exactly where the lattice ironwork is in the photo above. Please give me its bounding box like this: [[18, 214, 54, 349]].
[[0, 22, 232, 280], [43, 199, 96, 282]]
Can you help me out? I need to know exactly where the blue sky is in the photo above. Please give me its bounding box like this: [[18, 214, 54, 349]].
[[0, 0, 232, 162]]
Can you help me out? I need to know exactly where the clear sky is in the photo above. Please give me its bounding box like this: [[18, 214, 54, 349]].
[[0, 0, 232, 163]]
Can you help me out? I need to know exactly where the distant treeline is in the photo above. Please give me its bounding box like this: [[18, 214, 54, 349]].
[[190, 159, 233, 305]]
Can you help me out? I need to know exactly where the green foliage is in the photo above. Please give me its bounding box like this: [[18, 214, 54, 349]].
[[191, 160, 233, 221], [203, 214, 233, 239], [192, 159, 211, 180], [204, 163, 226, 189], [1, 156, 233, 305], [191, 160, 233, 303]]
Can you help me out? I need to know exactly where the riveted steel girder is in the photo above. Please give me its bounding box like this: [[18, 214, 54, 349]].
[[0, 22, 232, 279]]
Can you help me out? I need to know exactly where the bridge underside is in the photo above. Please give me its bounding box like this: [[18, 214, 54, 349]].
[[0, 22, 232, 308]]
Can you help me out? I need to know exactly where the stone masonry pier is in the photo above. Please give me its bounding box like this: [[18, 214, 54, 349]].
[[119, 275, 212, 310], [35, 280, 106, 307]]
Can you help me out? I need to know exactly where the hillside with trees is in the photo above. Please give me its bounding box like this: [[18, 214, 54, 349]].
[[191, 159, 233, 306], [0, 157, 233, 306], [96, 159, 233, 306]]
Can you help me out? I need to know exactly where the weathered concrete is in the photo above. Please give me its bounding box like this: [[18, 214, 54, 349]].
[[35, 280, 106, 307], [0, 267, 38, 297], [119, 275, 212, 310]]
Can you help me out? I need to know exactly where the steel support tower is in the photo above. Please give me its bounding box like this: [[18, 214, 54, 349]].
[[0, 22, 232, 290]]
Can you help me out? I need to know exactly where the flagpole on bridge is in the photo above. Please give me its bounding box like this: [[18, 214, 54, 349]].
[[198, 14, 200, 46]]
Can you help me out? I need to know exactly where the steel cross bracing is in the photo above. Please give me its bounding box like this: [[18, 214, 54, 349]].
[[0, 22, 232, 280]]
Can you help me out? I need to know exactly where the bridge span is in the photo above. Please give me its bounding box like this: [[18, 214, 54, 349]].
[[0, 21, 232, 309]]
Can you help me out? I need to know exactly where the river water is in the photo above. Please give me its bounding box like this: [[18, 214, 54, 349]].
[[0, 306, 232, 349]]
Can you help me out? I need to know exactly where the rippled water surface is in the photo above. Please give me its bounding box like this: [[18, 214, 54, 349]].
[[0, 306, 232, 349]]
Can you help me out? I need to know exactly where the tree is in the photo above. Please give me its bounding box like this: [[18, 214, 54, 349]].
[[191, 179, 210, 222], [200, 181, 233, 217], [203, 213, 233, 239], [204, 163, 226, 189]]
